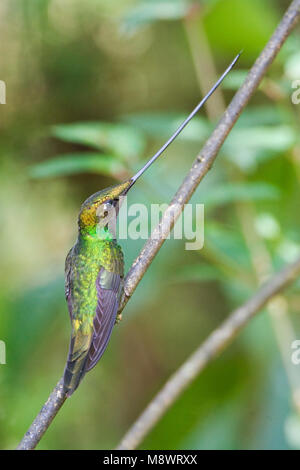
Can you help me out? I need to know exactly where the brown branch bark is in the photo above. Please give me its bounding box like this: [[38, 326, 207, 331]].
[[16, 0, 300, 450]]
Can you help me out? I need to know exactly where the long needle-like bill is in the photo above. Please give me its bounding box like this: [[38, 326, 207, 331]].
[[130, 52, 241, 186]]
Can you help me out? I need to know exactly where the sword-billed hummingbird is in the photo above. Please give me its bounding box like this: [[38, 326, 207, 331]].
[[63, 53, 240, 396]]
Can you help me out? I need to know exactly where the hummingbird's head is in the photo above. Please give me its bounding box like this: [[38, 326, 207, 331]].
[[78, 178, 132, 235]]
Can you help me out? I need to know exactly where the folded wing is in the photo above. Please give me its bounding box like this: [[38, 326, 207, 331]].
[[85, 268, 122, 372]]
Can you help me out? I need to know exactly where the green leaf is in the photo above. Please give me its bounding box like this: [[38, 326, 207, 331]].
[[51, 122, 146, 160], [122, 112, 211, 142], [29, 153, 127, 179], [121, 0, 189, 34], [203, 182, 280, 208]]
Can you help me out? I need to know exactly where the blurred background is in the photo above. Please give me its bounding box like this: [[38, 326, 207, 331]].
[[0, 0, 300, 450]]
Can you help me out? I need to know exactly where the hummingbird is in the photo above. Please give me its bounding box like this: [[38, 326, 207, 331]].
[[63, 53, 240, 396]]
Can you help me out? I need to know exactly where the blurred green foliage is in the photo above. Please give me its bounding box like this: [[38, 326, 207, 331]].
[[0, 0, 300, 450]]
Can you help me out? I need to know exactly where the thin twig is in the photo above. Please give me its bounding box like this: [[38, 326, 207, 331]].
[[17, 0, 300, 450], [117, 256, 300, 450]]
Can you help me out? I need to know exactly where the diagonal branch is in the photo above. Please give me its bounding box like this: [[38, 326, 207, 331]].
[[120, 0, 300, 310], [17, 0, 300, 450], [117, 256, 300, 449]]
